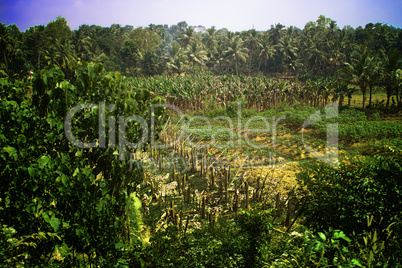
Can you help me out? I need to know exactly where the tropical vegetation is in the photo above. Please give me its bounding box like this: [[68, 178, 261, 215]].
[[1, 15, 402, 267]]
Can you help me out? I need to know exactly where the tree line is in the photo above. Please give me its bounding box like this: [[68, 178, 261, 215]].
[[1, 15, 402, 109]]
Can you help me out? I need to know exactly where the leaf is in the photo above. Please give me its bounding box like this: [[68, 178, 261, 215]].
[[114, 71, 122, 82], [59, 80, 75, 92], [318, 232, 326, 241], [138, 88, 150, 101], [26, 203, 36, 214], [43, 213, 50, 223], [75, 228, 84, 237], [38, 155, 50, 169], [337, 231, 351, 243], [73, 167, 79, 177], [28, 166, 36, 178], [2, 146, 18, 161], [351, 259, 363, 267], [115, 242, 124, 250], [94, 62, 104, 74], [61, 174, 69, 186], [88, 63, 96, 81], [82, 167, 92, 177], [49, 217, 61, 232]]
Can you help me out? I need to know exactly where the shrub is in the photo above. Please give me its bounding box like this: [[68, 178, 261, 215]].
[[295, 156, 402, 265]]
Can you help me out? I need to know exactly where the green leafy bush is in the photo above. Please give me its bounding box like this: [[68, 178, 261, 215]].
[[0, 63, 165, 266], [142, 221, 245, 267], [295, 156, 402, 266], [268, 229, 362, 267]]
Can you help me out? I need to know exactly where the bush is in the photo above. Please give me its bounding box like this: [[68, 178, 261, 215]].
[[295, 156, 402, 266], [142, 221, 245, 267], [268, 229, 362, 267], [0, 63, 164, 266]]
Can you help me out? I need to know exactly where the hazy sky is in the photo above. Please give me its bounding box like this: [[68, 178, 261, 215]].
[[1, 0, 402, 32]]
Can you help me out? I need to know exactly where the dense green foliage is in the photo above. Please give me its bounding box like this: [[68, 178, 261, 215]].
[[0, 63, 165, 266], [1, 15, 402, 267], [1, 15, 402, 109], [295, 156, 402, 266]]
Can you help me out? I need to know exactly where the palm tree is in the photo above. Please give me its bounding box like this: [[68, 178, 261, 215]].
[[329, 29, 348, 69], [397, 69, 402, 107], [391, 30, 402, 51], [276, 36, 298, 72], [339, 46, 373, 109], [168, 56, 187, 75], [202, 27, 217, 67], [269, 23, 285, 45], [213, 43, 226, 71], [257, 34, 275, 72], [0, 24, 13, 70], [177, 27, 194, 49], [186, 41, 208, 67], [202, 26, 216, 53], [306, 38, 328, 72], [165, 41, 187, 75], [57, 38, 77, 75], [334, 79, 349, 107], [367, 55, 381, 107], [224, 36, 248, 75], [73, 29, 92, 61], [380, 48, 402, 109], [245, 29, 259, 74]]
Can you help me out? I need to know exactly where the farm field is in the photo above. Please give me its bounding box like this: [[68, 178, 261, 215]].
[[123, 73, 402, 267]]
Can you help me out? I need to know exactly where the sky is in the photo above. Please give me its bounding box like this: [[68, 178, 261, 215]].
[[1, 0, 402, 32]]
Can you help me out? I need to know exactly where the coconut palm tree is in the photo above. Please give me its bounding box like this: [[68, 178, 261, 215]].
[[257, 34, 275, 72], [0, 24, 13, 70], [380, 48, 402, 109], [397, 69, 402, 107], [44, 37, 77, 77], [165, 41, 187, 75], [177, 27, 194, 49], [339, 46, 373, 109], [269, 23, 285, 45], [202, 27, 217, 67], [186, 41, 208, 67], [276, 36, 298, 72], [213, 43, 226, 71], [73, 29, 92, 61], [224, 36, 248, 75], [202, 26, 217, 53], [57, 38, 77, 75], [306, 38, 328, 72], [245, 29, 259, 74], [366, 55, 381, 107]]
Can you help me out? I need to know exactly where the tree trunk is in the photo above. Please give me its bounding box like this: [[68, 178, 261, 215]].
[[3, 50, 8, 69], [362, 87, 366, 109], [369, 85, 373, 107], [386, 88, 391, 109], [339, 94, 344, 107], [258, 58, 263, 72], [38, 52, 41, 71], [248, 52, 252, 76]]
